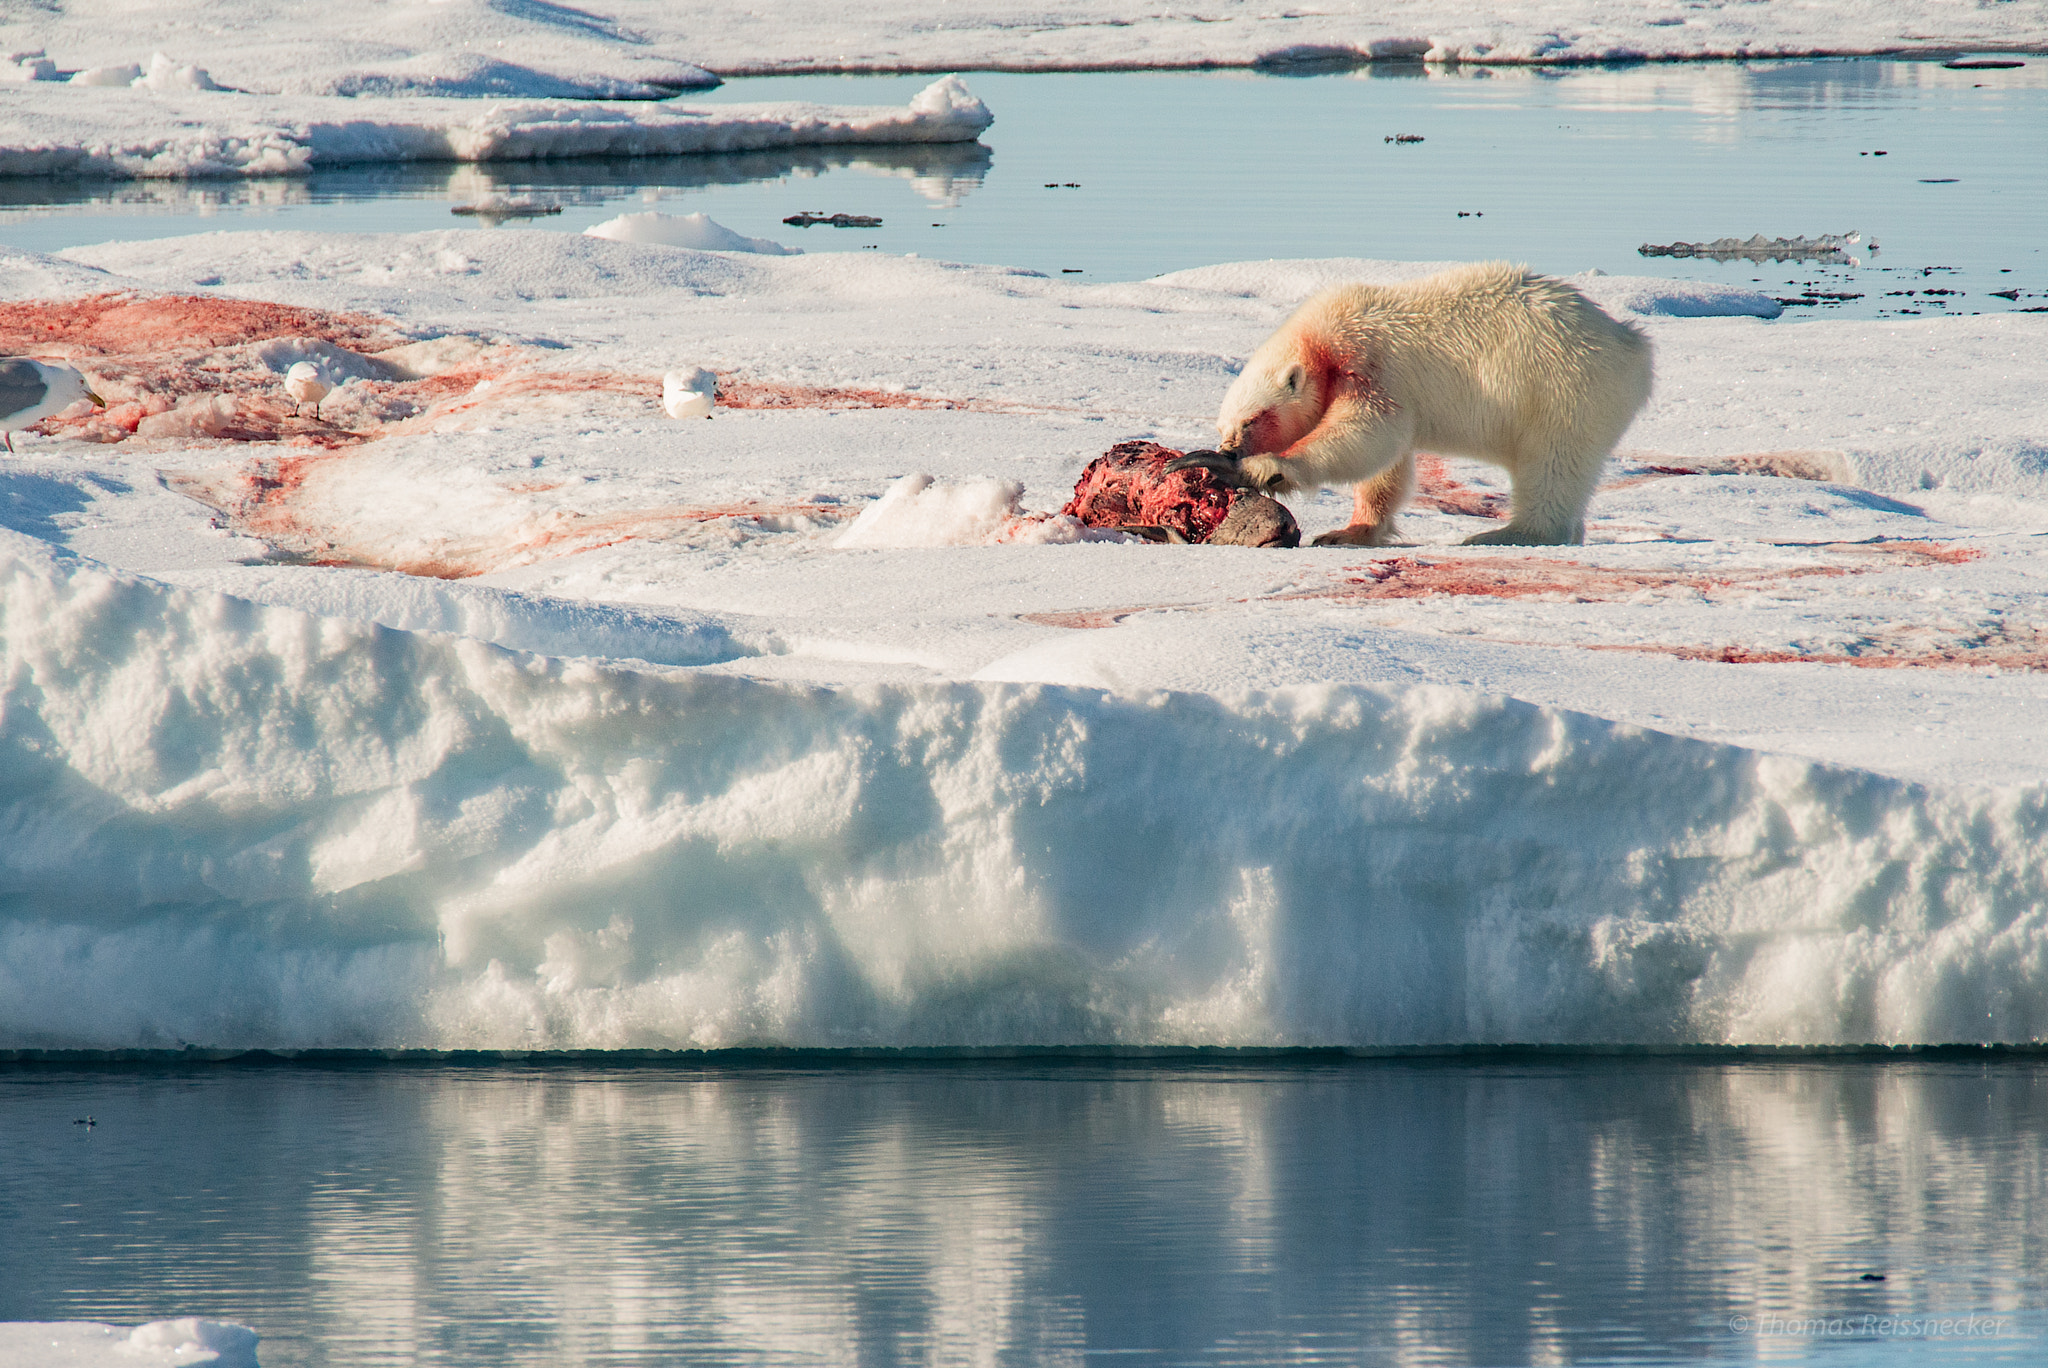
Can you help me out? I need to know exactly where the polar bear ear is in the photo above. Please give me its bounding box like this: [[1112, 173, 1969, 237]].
[[1282, 363, 1305, 396]]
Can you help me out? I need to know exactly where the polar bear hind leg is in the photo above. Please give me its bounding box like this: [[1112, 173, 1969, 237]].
[[1462, 440, 1604, 545], [1463, 339, 1653, 546]]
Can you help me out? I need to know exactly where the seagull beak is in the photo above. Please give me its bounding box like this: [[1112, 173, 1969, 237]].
[[86, 386, 106, 409]]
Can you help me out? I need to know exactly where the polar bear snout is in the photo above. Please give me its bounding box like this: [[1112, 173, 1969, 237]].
[[1219, 408, 1297, 459]]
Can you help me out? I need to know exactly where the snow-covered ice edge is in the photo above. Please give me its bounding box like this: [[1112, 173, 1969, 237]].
[[0, 76, 991, 179], [4, 530, 2043, 1052], [0, 1319, 258, 1368], [6, 1, 2044, 89]]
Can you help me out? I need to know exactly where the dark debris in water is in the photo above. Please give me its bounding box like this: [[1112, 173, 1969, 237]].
[[782, 212, 882, 228]]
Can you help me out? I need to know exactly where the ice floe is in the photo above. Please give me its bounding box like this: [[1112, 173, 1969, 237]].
[[0, 76, 992, 179], [0, 219, 2044, 1050]]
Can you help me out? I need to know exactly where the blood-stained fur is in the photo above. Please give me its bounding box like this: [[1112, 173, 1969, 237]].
[[1216, 262, 1653, 546]]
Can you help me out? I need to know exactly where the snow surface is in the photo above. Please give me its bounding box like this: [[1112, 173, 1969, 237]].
[[0, 225, 2043, 1051], [0, 1319, 257, 1368]]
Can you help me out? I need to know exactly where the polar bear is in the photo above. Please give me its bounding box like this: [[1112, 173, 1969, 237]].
[[1193, 262, 1653, 546]]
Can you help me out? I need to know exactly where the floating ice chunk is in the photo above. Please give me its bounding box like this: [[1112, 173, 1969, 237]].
[[132, 52, 223, 93], [907, 74, 993, 131], [0, 79, 991, 179], [1638, 232, 1863, 263], [450, 194, 561, 220], [662, 366, 717, 419], [69, 62, 142, 87], [125, 1318, 259, 1367], [0, 1317, 259, 1367], [584, 211, 799, 257]]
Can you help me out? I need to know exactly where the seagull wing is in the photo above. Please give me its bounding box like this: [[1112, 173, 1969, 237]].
[[0, 359, 50, 423]]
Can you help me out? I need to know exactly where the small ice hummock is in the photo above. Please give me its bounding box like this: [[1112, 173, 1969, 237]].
[[583, 212, 799, 256], [69, 52, 224, 91], [283, 362, 331, 418], [662, 367, 717, 420], [0, 1316, 258, 1367], [836, 473, 1101, 548]]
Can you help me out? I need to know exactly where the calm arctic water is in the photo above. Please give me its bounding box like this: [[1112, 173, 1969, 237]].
[[4, 1057, 2045, 1366], [1, 60, 2043, 319]]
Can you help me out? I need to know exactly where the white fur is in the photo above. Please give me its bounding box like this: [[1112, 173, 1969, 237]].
[[1216, 262, 1653, 546]]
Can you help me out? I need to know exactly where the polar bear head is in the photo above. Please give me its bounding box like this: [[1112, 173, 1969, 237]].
[[1215, 340, 1324, 460], [1216, 286, 1380, 466]]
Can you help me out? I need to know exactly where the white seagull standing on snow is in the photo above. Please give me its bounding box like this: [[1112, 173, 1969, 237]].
[[663, 367, 717, 420], [284, 361, 331, 419], [0, 358, 104, 451]]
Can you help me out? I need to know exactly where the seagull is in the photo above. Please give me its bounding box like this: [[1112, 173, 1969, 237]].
[[284, 361, 331, 419], [1, 358, 105, 452], [73, 1116, 95, 1128], [662, 366, 717, 420]]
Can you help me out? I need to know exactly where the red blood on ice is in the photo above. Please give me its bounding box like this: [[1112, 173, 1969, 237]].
[[715, 378, 1013, 412], [1411, 454, 1510, 520], [1590, 629, 2046, 671], [1061, 440, 1301, 546], [0, 292, 400, 356], [1017, 607, 1183, 629], [167, 445, 851, 579]]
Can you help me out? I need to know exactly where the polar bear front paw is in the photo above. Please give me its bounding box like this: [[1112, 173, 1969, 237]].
[[1236, 455, 1290, 493], [1312, 520, 1401, 548]]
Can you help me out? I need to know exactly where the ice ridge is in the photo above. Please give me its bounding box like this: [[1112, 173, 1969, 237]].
[[2, 532, 2044, 1050]]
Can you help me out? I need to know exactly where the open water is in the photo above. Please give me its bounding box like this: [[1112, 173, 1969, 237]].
[[0, 60, 2043, 319], [4, 1055, 2046, 1366]]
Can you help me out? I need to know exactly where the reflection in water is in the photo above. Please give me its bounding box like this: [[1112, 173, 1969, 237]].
[[2, 1059, 2043, 1365], [0, 141, 994, 218]]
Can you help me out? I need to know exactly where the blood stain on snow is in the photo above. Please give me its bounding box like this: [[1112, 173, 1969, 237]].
[[169, 450, 851, 578], [1267, 542, 1979, 605], [1411, 455, 1509, 519], [1587, 628, 2048, 672], [1601, 450, 1855, 490], [0, 293, 401, 356], [368, 501, 852, 579], [1273, 555, 1845, 603], [715, 378, 1019, 413], [1018, 607, 1184, 629], [1817, 539, 1981, 566]]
